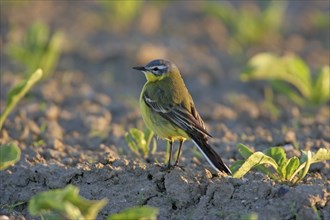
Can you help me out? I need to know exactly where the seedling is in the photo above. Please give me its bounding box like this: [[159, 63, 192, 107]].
[[28, 184, 159, 220], [0, 144, 21, 170], [0, 69, 43, 130], [125, 128, 157, 158], [28, 184, 107, 220], [0, 201, 26, 213], [6, 22, 63, 78], [312, 205, 322, 220], [108, 206, 159, 220], [310, 10, 330, 31], [203, 1, 286, 53], [241, 212, 258, 220], [100, 1, 143, 30], [232, 144, 330, 185], [32, 140, 46, 148], [241, 53, 330, 106]]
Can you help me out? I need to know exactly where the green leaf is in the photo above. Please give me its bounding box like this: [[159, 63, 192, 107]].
[[125, 128, 155, 158], [289, 150, 311, 184], [230, 160, 245, 174], [300, 150, 308, 164], [283, 55, 311, 87], [235, 145, 329, 184], [108, 206, 159, 220], [241, 53, 278, 81], [145, 128, 157, 156], [235, 144, 279, 179], [271, 80, 306, 106], [264, 147, 287, 167], [241, 212, 259, 220], [283, 156, 300, 180], [236, 143, 254, 159], [0, 144, 21, 170], [6, 22, 63, 78], [128, 129, 143, 154], [233, 152, 278, 178], [262, 1, 286, 31], [100, 1, 143, 28], [151, 138, 157, 155], [203, 2, 236, 25], [203, 2, 286, 54], [130, 128, 146, 148], [144, 128, 154, 158], [29, 184, 107, 220], [0, 69, 43, 130], [313, 66, 330, 104], [240, 53, 327, 106], [295, 151, 312, 184], [125, 133, 140, 157], [311, 148, 330, 164], [40, 31, 64, 78]]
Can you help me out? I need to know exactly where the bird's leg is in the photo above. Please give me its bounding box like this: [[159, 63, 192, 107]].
[[166, 140, 173, 170], [174, 140, 183, 167]]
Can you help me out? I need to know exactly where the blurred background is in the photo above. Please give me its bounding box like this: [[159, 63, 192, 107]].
[[0, 0, 329, 157], [1, 0, 329, 90]]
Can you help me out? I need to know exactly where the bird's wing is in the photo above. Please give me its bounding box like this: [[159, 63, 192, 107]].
[[143, 89, 231, 175], [143, 93, 212, 137]]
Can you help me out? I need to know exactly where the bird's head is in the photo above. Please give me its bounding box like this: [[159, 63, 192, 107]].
[[133, 59, 179, 82]]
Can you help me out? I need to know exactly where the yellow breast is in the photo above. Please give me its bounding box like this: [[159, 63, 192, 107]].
[[139, 88, 189, 141]]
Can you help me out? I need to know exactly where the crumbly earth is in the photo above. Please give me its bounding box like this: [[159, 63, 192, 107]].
[[0, 1, 329, 220]]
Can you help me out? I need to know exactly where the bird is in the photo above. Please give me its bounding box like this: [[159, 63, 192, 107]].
[[132, 59, 231, 175]]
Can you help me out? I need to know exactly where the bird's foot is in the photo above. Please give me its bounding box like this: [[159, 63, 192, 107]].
[[160, 164, 173, 172]]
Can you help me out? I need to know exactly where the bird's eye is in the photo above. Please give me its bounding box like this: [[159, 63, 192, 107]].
[[153, 67, 159, 71]]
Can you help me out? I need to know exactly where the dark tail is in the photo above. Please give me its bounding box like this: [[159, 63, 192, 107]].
[[191, 136, 232, 175]]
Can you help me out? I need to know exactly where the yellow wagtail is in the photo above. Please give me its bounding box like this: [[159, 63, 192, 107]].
[[133, 59, 231, 175]]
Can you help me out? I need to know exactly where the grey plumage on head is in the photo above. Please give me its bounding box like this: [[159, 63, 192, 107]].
[[145, 59, 177, 76], [146, 59, 171, 68]]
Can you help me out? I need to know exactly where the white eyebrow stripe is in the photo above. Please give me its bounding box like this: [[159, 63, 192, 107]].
[[146, 65, 167, 70], [156, 65, 167, 70]]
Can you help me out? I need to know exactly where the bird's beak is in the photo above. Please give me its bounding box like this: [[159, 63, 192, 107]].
[[132, 66, 146, 71]]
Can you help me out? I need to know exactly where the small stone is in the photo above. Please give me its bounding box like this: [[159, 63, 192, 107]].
[[204, 169, 213, 179], [54, 139, 64, 151], [47, 121, 63, 139], [0, 215, 10, 220], [95, 163, 104, 169], [62, 158, 73, 165], [285, 130, 296, 143], [28, 120, 40, 135], [46, 105, 60, 120]]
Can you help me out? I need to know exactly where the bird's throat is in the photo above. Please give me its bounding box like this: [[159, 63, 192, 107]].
[[144, 72, 168, 82]]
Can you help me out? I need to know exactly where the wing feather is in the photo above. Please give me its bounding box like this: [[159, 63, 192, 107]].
[[143, 93, 212, 137]]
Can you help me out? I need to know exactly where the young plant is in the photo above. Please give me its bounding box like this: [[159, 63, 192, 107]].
[[231, 144, 330, 185], [108, 206, 159, 220], [100, 1, 143, 30], [203, 1, 286, 53], [241, 212, 258, 220], [28, 184, 158, 220], [28, 184, 107, 220], [0, 144, 21, 170], [125, 128, 156, 158], [6, 22, 63, 78], [241, 53, 330, 106], [0, 69, 43, 130]]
